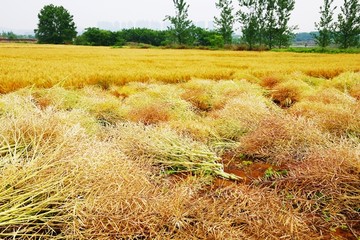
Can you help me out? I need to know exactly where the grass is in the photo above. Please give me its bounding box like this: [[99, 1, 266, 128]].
[[0, 43, 359, 239], [272, 47, 360, 54]]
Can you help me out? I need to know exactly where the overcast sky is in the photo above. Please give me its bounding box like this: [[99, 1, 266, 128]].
[[0, 0, 343, 34]]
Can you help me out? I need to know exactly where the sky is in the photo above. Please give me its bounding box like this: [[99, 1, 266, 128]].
[[0, 0, 343, 35]]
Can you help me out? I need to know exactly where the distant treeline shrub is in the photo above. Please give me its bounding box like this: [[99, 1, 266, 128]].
[[74, 27, 225, 48], [74, 28, 166, 46]]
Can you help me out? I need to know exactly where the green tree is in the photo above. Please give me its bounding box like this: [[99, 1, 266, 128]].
[[214, 0, 235, 45], [238, 0, 262, 49], [75, 28, 116, 46], [164, 0, 194, 45], [275, 0, 297, 48], [241, 15, 260, 49], [74, 28, 168, 47], [1, 31, 17, 40], [263, 0, 278, 49], [315, 0, 337, 48], [34, 4, 77, 44], [238, 0, 295, 49], [119, 28, 167, 46], [191, 27, 224, 48], [335, 0, 360, 48]]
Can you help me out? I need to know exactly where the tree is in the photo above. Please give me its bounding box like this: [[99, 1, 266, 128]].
[[241, 15, 261, 49], [238, 0, 262, 49], [315, 0, 337, 48], [34, 4, 77, 44], [275, 0, 297, 48], [119, 28, 167, 46], [164, 0, 194, 45], [335, 0, 360, 48], [75, 28, 116, 46], [263, 0, 278, 49], [237, 0, 296, 49], [214, 0, 235, 45], [74, 28, 168, 47], [191, 27, 224, 48], [1, 31, 17, 40]]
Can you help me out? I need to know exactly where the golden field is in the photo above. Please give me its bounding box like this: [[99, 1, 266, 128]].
[[1, 44, 360, 93], [0, 44, 360, 239]]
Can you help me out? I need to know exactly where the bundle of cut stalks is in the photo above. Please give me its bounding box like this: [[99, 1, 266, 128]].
[[114, 123, 239, 180]]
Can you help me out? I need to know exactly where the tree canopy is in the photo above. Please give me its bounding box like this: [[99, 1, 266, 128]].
[[335, 0, 360, 48], [315, 0, 337, 48], [30, 1, 360, 49], [238, 0, 296, 49], [214, 0, 235, 45], [74, 28, 168, 47], [34, 4, 77, 44], [164, 0, 194, 45]]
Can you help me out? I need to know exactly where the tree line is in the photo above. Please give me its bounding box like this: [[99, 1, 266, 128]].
[[74, 27, 226, 48], [315, 0, 360, 48], [33, 0, 360, 49], [0, 32, 34, 40]]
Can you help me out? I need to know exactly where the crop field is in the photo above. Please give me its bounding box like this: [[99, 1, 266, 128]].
[[0, 44, 359, 239]]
